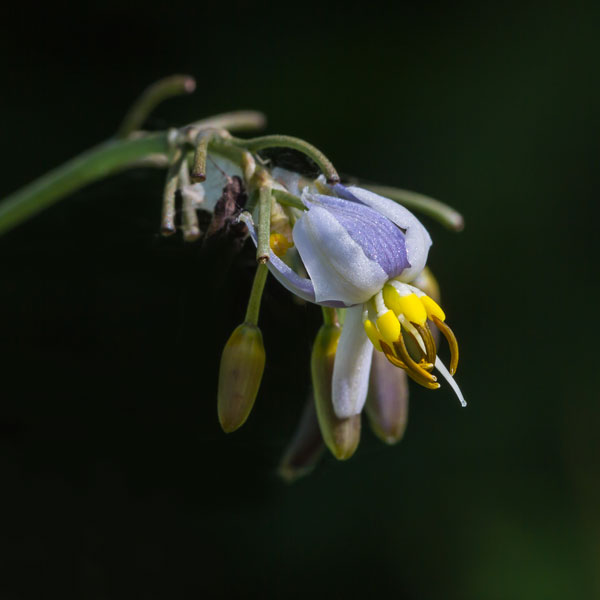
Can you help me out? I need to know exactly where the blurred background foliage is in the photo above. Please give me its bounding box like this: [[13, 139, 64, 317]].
[[0, 1, 599, 598]]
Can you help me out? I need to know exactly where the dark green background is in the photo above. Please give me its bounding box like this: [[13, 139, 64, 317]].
[[1, 2, 599, 598]]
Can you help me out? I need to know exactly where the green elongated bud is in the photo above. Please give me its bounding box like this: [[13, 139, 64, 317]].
[[218, 323, 266, 433], [365, 349, 409, 445], [312, 324, 361, 460]]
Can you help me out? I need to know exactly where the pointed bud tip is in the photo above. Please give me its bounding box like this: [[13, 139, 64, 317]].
[[182, 77, 197, 93], [218, 402, 250, 433], [331, 444, 358, 461]]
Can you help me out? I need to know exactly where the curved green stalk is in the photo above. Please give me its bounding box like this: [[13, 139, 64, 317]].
[[0, 134, 170, 236], [230, 134, 340, 184], [362, 184, 464, 232], [117, 75, 196, 139], [0, 110, 269, 238], [271, 188, 305, 211], [244, 264, 269, 325]]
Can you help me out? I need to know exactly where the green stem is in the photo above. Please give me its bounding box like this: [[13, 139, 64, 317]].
[[117, 75, 196, 138], [191, 133, 211, 182], [179, 159, 201, 242], [0, 133, 170, 236], [0, 111, 267, 238], [362, 184, 464, 232], [256, 185, 272, 263], [161, 150, 184, 236], [230, 135, 340, 184], [271, 188, 305, 211], [321, 307, 339, 327], [245, 263, 269, 325], [190, 111, 267, 133]]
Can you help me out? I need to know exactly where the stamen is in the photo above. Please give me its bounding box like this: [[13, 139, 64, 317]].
[[431, 316, 459, 375], [380, 342, 440, 390], [403, 327, 427, 362], [384, 284, 427, 324], [363, 318, 383, 352], [398, 316, 427, 355], [393, 334, 438, 384], [376, 310, 401, 344], [269, 233, 292, 258], [420, 296, 446, 322], [413, 322, 437, 365]]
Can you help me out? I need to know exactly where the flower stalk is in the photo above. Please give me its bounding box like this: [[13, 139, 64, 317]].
[[245, 264, 269, 325], [256, 184, 273, 263], [230, 134, 340, 184], [117, 74, 197, 139], [178, 157, 201, 242], [161, 149, 185, 236]]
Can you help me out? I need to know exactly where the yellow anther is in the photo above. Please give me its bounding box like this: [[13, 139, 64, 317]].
[[420, 296, 446, 322], [269, 233, 292, 258], [376, 310, 401, 344], [383, 285, 427, 325], [363, 319, 383, 352]]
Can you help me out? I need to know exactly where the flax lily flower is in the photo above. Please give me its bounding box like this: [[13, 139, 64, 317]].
[[242, 183, 465, 418]]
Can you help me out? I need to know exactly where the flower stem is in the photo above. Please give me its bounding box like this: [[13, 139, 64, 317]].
[[321, 307, 339, 327], [161, 150, 184, 236], [0, 111, 268, 238], [256, 185, 272, 263], [244, 263, 269, 325], [230, 135, 340, 184], [190, 132, 212, 182], [190, 111, 267, 133], [117, 75, 196, 139], [362, 184, 465, 232], [271, 188, 305, 211], [0, 133, 170, 236], [179, 159, 201, 242]]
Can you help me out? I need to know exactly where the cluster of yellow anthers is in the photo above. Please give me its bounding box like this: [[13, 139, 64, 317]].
[[268, 233, 293, 258], [363, 281, 459, 388]]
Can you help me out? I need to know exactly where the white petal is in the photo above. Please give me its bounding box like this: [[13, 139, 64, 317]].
[[435, 356, 467, 407], [332, 305, 374, 418], [239, 212, 318, 304], [345, 186, 432, 282], [293, 204, 388, 305]]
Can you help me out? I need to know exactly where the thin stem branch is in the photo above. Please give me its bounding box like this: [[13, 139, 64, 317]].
[[321, 307, 339, 327], [117, 75, 196, 138], [362, 184, 464, 232], [256, 185, 272, 263], [244, 263, 269, 325], [271, 188, 305, 211], [230, 135, 340, 184], [189, 111, 267, 134], [161, 150, 184, 236], [0, 133, 170, 236], [178, 159, 201, 242]]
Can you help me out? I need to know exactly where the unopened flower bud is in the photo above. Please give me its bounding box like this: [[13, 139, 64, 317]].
[[312, 324, 361, 460], [365, 349, 409, 444], [217, 323, 265, 433], [278, 395, 325, 483]]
